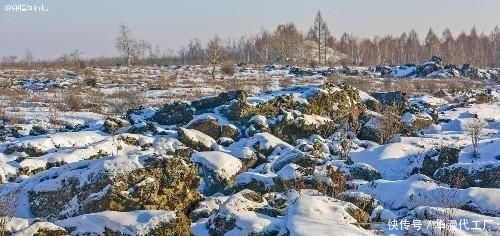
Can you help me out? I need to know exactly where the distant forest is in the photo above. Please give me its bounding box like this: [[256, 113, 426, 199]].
[[2, 11, 500, 69]]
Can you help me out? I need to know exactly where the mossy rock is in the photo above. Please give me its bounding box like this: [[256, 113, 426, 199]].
[[307, 83, 365, 122], [177, 128, 215, 151], [29, 157, 201, 221], [270, 110, 335, 144], [235, 178, 268, 194], [220, 124, 240, 141], [146, 213, 191, 236], [220, 92, 249, 121], [417, 147, 460, 178], [341, 192, 379, 215], [152, 101, 194, 125], [244, 95, 305, 121], [33, 228, 68, 236], [127, 121, 157, 134], [5, 145, 45, 157], [344, 163, 382, 181], [187, 118, 222, 140], [29, 126, 48, 136], [434, 163, 500, 188], [103, 117, 130, 134], [118, 136, 140, 146], [346, 205, 370, 228], [191, 91, 244, 113]]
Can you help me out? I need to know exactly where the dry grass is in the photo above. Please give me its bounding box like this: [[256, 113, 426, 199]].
[[0, 88, 27, 108], [157, 75, 176, 90], [6, 112, 23, 125], [60, 89, 82, 111], [221, 63, 235, 76], [86, 89, 106, 113], [0, 106, 5, 122], [106, 89, 146, 115], [278, 76, 294, 89]]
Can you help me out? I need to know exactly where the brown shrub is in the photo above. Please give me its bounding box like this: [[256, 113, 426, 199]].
[[61, 90, 82, 111], [107, 89, 146, 115], [221, 63, 235, 76], [279, 77, 294, 89]]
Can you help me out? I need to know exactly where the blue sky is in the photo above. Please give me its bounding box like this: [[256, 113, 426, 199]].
[[1, 0, 499, 59]]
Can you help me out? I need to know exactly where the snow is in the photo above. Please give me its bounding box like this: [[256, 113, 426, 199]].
[[186, 113, 228, 126], [358, 174, 500, 216], [298, 114, 332, 127], [286, 194, 374, 236], [153, 136, 183, 154], [11, 221, 65, 236], [351, 142, 424, 180], [179, 127, 216, 148], [2, 67, 500, 235], [390, 66, 417, 78], [276, 163, 302, 180], [128, 107, 157, 124], [459, 138, 500, 163], [405, 206, 500, 236], [228, 132, 293, 159], [191, 151, 242, 180], [358, 90, 377, 102], [55, 210, 177, 236], [409, 95, 449, 107], [235, 172, 275, 188]]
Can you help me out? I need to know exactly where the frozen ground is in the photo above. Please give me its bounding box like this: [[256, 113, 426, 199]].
[[0, 65, 499, 235]]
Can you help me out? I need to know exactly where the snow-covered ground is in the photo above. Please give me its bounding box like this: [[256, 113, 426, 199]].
[[0, 65, 499, 235]]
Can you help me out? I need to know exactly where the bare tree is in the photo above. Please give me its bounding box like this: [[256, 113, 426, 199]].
[[274, 23, 302, 63], [255, 30, 275, 64], [24, 48, 34, 69], [465, 118, 485, 159], [115, 24, 135, 73], [115, 24, 149, 73], [206, 36, 227, 79], [309, 11, 331, 66], [186, 39, 205, 64], [69, 49, 84, 69], [491, 26, 500, 67], [0, 191, 18, 236], [425, 28, 441, 57]]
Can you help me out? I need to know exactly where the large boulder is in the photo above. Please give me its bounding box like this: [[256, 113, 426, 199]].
[[206, 189, 283, 236], [186, 115, 222, 140], [341, 163, 383, 181], [103, 117, 130, 134], [306, 83, 365, 122], [191, 151, 243, 195], [434, 162, 500, 188], [178, 127, 216, 151], [152, 101, 194, 125], [370, 91, 406, 108], [341, 191, 380, 215], [54, 210, 191, 236], [220, 124, 240, 141], [23, 156, 201, 221], [222, 83, 365, 125], [191, 91, 245, 113], [270, 110, 335, 144], [417, 147, 460, 178], [401, 111, 433, 132]]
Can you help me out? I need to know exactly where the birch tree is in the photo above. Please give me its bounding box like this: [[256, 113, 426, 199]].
[[206, 36, 228, 79]]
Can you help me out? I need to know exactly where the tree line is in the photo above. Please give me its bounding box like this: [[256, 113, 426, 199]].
[[2, 11, 500, 69]]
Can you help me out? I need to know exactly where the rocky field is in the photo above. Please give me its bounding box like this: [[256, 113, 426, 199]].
[[0, 64, 500, 236]]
